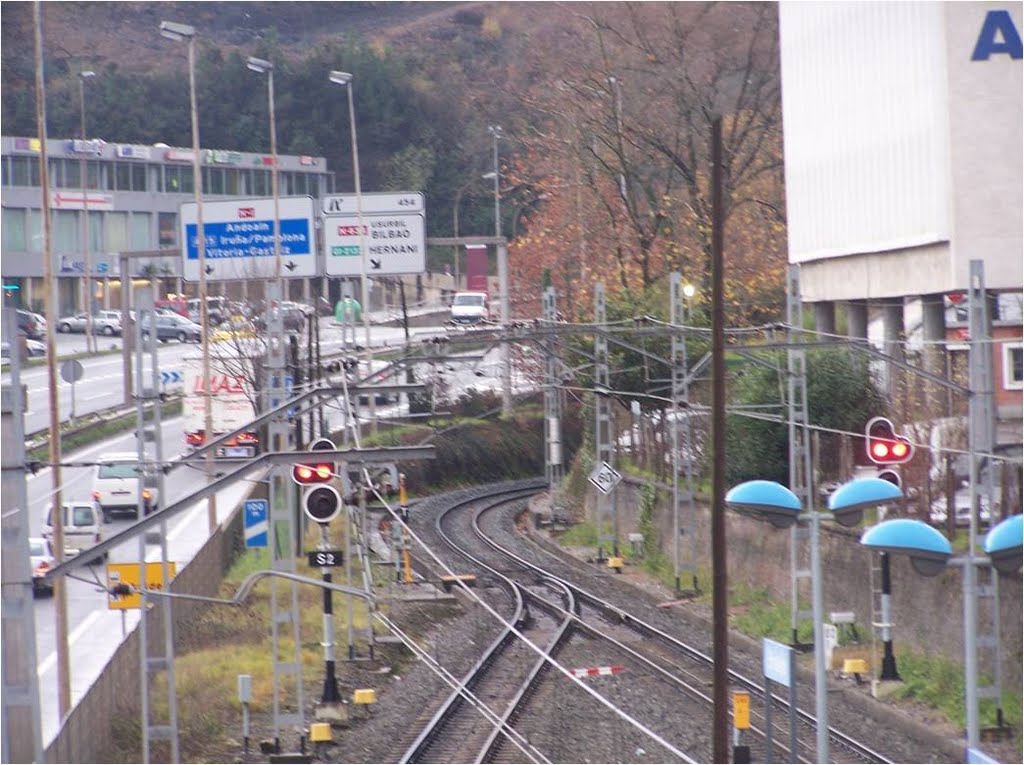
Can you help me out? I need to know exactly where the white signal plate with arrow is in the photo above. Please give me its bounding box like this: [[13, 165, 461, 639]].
[[323, 213, 425, 276]]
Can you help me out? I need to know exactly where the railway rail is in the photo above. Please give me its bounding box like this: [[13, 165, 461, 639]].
[[385, 481, 961, 764]]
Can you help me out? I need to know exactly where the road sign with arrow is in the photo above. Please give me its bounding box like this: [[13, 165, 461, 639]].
[[323, 192, 425, 277], [180, 196, 317, 282]]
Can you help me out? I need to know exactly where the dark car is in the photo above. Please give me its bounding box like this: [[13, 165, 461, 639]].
[[252, 305, 306, 333], [141, 314, 203, 343], [16, 309, 45, 340]]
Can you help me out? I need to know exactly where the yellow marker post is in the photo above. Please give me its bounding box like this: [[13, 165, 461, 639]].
[[732, 691, 751, 763], [733, 692, 750, 729], [402, 527, 414, 584], [399, 472, 408, 521]]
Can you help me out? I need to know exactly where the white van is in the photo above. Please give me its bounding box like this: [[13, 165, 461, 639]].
[[42, 501, 105, 563], [91, 453, 160, 521], [450, 292, 489, 325]]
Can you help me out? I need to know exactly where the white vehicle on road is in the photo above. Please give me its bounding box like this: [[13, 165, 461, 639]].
[[450, 291, 489, 325], [182, 355, 259, 456], [91, 453, 160, 520]]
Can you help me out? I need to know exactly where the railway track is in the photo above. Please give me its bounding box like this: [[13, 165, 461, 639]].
[[387, 482, 959, 764]]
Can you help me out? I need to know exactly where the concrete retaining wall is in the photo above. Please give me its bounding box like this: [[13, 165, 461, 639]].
[[43, 506, 246, 762], [591, 476, 1022, 689]]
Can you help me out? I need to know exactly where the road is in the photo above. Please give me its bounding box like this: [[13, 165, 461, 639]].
[[3, 315, 447, 435], [18, 311, 476, 746]]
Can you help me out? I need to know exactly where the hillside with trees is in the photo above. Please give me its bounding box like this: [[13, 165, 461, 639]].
[[1, 1, 787, 324]]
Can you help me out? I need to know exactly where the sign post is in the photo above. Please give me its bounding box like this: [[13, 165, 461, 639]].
[[322, 192, 425, 276], [179, 196, 316, 281], [588, 461, 622, 495], [762, 638, 797, 763], [244, 499, 269, 548]]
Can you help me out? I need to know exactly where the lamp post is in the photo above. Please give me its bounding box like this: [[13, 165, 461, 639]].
[[487, 125, 502, 238], [78, 70, 96, 354], [160, 19, 216, 534], [861, 513, 1022, 757], [246, 56, 281, 287], [329, 71, 370, 350], [726, 476, 904, 763]]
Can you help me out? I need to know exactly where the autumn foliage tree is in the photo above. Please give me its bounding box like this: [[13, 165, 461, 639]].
[[504, 2, 787, 325]]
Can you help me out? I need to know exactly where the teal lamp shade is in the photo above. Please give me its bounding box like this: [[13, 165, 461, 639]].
[[860, 519, 952, 576], [984, 514, 1023, 574], [726, 480, 801, 529], [828, 477, 903, 527]]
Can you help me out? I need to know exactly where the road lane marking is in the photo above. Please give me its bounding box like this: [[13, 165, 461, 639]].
[[37, 609, 103, 679]]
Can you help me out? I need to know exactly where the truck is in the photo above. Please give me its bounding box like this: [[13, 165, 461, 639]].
[[465, 244, 489, 294], [182, 356, 260, 457]]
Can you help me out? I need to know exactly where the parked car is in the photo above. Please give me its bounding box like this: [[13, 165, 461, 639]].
[[252, 304, 306, 332], [1, 335, 46, 360], [16, 309, 45, 340], [91, 453, 160, 520], [929, 490, 993, 527], [29, 537, 56, 596], [141, 314, 203, 343], [42, 500, 105, 563], [57, 310, 122, 335], [187, 296, 228, 326]]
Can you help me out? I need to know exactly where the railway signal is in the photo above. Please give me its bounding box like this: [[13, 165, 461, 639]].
[[291, 437, 337, 485], [302, 485, 342, 524], [865, 417, 914, 465]]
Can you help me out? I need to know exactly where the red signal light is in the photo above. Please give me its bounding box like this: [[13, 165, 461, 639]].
[[865, 417, 914, 465], [291, 438, 338, 485], [292, 462, 333, 484]]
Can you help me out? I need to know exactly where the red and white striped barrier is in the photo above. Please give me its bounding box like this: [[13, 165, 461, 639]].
[[570, 664, 625, 679]]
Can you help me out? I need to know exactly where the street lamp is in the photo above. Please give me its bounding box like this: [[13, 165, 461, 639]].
[[246, 56, 281, 284], [329, 70, 370, 350], [78, 70, 96, 354], [160, 19, 215, 534], [487, 125, 502, 238], [726, 476, 903, 763], [861, 513, 1022, 756]]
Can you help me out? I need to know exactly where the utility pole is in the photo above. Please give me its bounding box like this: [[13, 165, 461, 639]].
[[35, 1, 72, 720], [1, 306, 43, 763]]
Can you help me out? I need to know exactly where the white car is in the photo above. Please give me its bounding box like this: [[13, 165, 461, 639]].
[[57, 310, 122, 335], [42, 501, 105, 563], [91, 453, 160, 520], [450, 292, 489, 325], [29, 537, 56, 596]]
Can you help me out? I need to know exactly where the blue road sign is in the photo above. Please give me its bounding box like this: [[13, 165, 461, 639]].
[[180, 197, 317, 281], [160, 370, 183, 385], [244, 499, 268, 548]]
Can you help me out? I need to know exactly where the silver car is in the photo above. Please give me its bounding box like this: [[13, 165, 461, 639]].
[[56, 310, 122, 336]]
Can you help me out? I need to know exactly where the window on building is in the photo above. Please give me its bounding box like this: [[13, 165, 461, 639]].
[[106, 211, 129, 252], [205, 167, 224, 195], [86, 160, 101, 190], [225, 168, 240, 196], [63, 160, 82, 189], [53, 210, 79, 252], [28, 210, 42, 252], [1, 157, 8, 186], [308, 174, 320, 199], [158, 212, 177, 246], [8, 156, 40, 186], [293, 173, 307, 196], [130, 212, 150, 249], [115, 162, 131, 191], [2, 208, 26, 250], [181, 166, 194, 194], [236, 169, 250, 196], [48, 159, 64, 188], [253, 169, 269, 196], [1004, 342, 1023, 390], [88, 211, 103, 252], [132, 164, 147, 191]]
